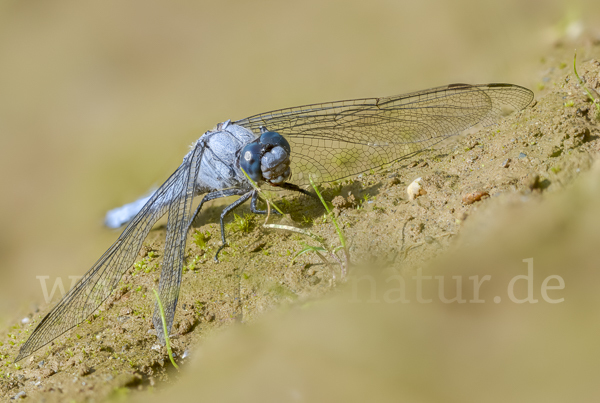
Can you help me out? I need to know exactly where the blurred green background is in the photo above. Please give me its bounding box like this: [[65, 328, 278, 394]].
[[1, 0, 599, 320]]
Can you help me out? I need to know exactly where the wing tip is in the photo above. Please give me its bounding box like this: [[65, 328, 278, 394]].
[[14, 348, 28, 363]]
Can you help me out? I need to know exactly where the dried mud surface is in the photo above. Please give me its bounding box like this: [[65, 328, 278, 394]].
[[1, 41, 600, 402]]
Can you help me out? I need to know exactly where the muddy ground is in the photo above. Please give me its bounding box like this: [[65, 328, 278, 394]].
[[1, 38, 600, 402]]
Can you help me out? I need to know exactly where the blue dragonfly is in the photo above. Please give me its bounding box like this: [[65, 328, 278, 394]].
[[16, 83, 533, 361]]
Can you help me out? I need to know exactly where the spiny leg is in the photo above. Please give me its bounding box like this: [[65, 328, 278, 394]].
[[211, 184, 316, 260], [250, 190, 280, 215], [187, 188, 249, 234], [214, 190, 253, 262]]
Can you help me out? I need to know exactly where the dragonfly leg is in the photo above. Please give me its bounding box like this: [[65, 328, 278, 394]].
[[214, 190, 253, 262], [250, 190, 281, 215], [187, 188, 249, 233]]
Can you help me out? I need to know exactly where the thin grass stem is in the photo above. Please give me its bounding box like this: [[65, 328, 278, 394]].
[[152, 289, 179, 370], [573, 49, 600, 116]]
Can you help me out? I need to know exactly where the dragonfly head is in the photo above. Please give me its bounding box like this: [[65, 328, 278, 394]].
[[239, 131, 291, 186]]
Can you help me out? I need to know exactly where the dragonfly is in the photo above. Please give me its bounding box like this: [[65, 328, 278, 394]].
[[16, 83, 533, 361]]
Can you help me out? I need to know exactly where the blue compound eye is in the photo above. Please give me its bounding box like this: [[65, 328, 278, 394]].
[[259, 131, 290, 155], [239, 142, 263, 182]]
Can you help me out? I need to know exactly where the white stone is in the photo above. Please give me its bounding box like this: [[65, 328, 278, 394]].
[[407, 177, 427, 200]]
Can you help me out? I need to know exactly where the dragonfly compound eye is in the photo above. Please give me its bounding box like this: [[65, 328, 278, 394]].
[[240, 142, 264, 182], [259, 131, 291, 155]]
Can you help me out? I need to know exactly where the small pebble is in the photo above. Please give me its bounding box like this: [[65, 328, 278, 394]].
[[12, 391, 26, 399], [21, 317, 30, 325], [40, 368, 55, 378], [407, 178, 427, 200], [178, 318, 194, 335], [501, 158, 511, 168], [466, 140, 480, 149], [387, 177, 401, 187], [462, 191, 490, 205], [331, 194, 356, 209]]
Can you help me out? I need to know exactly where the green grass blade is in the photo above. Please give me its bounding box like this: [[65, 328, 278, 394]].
[[308, 176, 346, 248], [152, 289, 179, 370], [295, 245, 326, 256]]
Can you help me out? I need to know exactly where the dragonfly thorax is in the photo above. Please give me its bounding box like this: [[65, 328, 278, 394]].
[[239, 130, 291, 186]]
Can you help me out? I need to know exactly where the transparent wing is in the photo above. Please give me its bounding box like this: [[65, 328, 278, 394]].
[[16, 143, 204, 361], [152, 142, 203, 344], [235, 83, 533, 185]]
